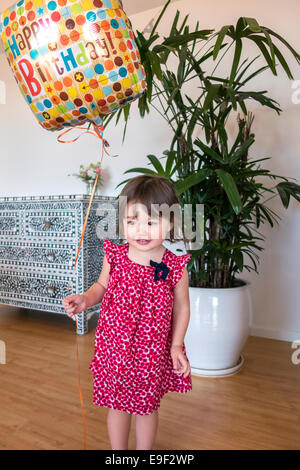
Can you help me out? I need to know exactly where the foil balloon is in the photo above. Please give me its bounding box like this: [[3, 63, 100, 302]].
[[0, 0, 147, 131]]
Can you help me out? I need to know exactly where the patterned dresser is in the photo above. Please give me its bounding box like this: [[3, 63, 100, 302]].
[[0, 194, 119, 335]]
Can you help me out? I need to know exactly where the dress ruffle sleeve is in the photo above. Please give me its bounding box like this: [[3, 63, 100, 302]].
[[171, 253, 192, 288], [103, 238, 117, 265]]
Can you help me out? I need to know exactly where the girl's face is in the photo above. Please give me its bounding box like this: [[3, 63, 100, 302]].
[[123, 201, 172, 251]]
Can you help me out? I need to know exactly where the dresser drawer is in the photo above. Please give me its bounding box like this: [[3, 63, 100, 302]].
[[24, 211, 76, 238], [0, 241, 76, 271], [0, 211, 20, 236], [0, 269, 76, 305], [0, 194, 117, 334]]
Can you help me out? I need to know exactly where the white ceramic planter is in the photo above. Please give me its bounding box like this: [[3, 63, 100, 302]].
[[185, 280, 253, 377]]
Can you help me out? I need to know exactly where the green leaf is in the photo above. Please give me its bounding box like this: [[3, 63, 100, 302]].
[[148, 51, 163, 81], [229, 38, 242, 85], [263, 26, 300, 65], [276, 181, 300, 208], [115, 178, 132, 190], [237, 97, 247, 114], [244, 17, 261, 33], [256, 204, 274, 227], [121, 105, 130, 143], [138, 91, 149, 118], [203, 83, 221, 113], [261, 27, 276, 71], [250, 36, 277, 74], [236, 17, 246, 37], [165, 151, 176, 177], [135, 30, 147, 49], [194, 139, 224, 163], [167, 86, 180, 105], [150, 0, 172, 39], [234, 251, 244, 270], [235, 54, 261, 83], [226, 85, 237, 110], [248, 36, 294, 79], [115, 106, 124, 126], [123, 103, 130, 121], [237, 64, 269, 89], [170, 9, 181, 37], [177, 45, 188, 84], [255, 204, 261, 228], [272, 43, 293, 79], [153, 30, 213, 53], [228, 136, 255, 164], [123, 167, 157, 176], [146, 154, 165, 174], [213, 25, 230, 60], [215, 169, 243, 214], [143, 59, 153, 101], [178, 14, 189, 35], [217, 126, 228, 158], [175, 170, 211, 195], [186, 106, 199, 146], [238, 90, 281, 114]]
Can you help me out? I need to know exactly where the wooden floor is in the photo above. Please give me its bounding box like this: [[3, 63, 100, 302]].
[[0, 305, 299, 450]]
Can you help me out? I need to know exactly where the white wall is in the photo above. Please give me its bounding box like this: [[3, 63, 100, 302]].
[[0, 0, 299, 341]]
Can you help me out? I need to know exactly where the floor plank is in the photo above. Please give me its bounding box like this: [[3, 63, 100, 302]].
[[0, 305, 299, 450]]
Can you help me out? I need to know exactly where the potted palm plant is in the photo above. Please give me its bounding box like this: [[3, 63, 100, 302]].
[[105, 2, 300, 376]]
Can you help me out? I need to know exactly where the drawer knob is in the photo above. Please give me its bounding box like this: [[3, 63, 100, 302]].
[[46, 252, 55, 262], [47, 285, 56, 295], [44, 220, 52, 228]]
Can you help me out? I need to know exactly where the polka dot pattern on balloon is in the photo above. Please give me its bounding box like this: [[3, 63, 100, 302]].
[[0, 0, 146, 131]]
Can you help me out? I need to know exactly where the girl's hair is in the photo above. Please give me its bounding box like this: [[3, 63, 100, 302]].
[[117, 175, 184, 243]]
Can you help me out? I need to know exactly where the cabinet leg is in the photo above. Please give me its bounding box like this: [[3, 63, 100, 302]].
[[76, 312, 88, 335]]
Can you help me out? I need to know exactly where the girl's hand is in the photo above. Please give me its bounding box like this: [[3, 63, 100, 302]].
[[170, 345, 191, 378], [62, 294, 87, 318]]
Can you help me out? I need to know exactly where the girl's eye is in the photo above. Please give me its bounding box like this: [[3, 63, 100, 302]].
[[148, 221, 157, 226], [127, 220, 135, 225]]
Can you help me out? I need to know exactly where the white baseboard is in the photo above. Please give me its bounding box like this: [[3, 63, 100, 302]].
[[250, 325, 300, 342]]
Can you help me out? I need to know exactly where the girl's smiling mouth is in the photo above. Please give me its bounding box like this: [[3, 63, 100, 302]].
[[136, 239, 151, 245]]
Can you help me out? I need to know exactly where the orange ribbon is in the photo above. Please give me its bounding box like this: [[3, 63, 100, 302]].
[[58, 120, 118, 450], [57, 121, 118, 165]]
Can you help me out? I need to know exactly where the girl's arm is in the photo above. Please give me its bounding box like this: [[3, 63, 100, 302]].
[[171, 267, 190, 348], [82, 254, 111, 308]]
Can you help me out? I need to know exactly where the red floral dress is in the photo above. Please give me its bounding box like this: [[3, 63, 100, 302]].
[[88, 238, 192, 415]]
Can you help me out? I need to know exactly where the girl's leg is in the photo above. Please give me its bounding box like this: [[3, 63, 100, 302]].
[[135, 409, 159, 450], [107, 408, 133, 450]]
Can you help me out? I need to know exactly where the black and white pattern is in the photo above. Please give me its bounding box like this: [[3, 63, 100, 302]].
[[0, 194, 119, 335]]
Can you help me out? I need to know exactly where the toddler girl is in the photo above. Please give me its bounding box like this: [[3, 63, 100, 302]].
[[62, 174, 192, 450]]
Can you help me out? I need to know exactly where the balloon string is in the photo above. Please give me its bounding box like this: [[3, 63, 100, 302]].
[[59, 119, 118, 450], [65, 175, 99, 451], [57, 121, 119, 165]]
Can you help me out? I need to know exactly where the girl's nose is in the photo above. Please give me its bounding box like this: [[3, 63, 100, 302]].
[[136, 223, 148, 236]]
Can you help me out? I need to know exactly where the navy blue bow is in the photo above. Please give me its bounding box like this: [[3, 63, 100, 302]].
[[150, 260, 170, 281]]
